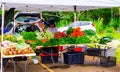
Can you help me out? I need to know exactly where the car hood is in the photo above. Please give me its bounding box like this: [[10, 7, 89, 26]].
[[58, 27, 69, 32]]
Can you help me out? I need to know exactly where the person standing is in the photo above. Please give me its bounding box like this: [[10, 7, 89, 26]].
[[47, 18, 57, 34]]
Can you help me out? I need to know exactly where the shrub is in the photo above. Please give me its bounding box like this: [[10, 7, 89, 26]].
[[93, 18, 104, 33], [106, 27, 115, 33]]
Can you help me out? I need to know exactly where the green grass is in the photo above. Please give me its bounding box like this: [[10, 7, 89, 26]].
[[0, 10, 1, 15], [115, 49, 120, 63], [98, 31, 120, 40]]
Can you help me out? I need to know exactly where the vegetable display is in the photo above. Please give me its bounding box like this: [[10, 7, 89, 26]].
[[4, 26, 109, 50], [31, 40, 42, 51], [4, 34, 25, 43], [21, 31, 37, 40], [36, 30, 54, 40], [99, 36, 113, 44], [83, 29, 96, 36], [66, 27, 74, 35], [4, 35, 17, 42], [71, 27, 84, 37], [54, 32, 67, 38]]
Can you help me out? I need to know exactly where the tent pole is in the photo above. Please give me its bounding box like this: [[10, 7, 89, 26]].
[[13, 15, 15, 34], [40, 11, 43, 19], [74, 5, 76, 26], [1, 2, 5, 72]]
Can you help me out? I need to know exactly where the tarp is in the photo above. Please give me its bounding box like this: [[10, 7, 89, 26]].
[[1, 0, 120, 11]]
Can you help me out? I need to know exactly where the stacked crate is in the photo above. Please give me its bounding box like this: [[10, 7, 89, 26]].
[[39, 47, 58, 63]]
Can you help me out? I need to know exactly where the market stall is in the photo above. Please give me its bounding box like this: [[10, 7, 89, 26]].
[[1, 0, 120, 71]]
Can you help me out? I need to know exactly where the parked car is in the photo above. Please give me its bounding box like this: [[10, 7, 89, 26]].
[[58, 21, 96, 32], [5, 12, 43, 34]]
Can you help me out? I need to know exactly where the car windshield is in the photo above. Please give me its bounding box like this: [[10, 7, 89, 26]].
[[15, 12, 40, 23], [69, 21, 90, 27], [16, 17, 39, 22]]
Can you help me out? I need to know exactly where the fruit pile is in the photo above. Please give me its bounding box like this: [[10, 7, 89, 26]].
[[3, 46, 34, 55]]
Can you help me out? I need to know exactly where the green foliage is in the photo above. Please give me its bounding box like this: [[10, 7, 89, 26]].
[[17, 39, 25, 44], [75, 36, 91, 44], [0, 10, 2, 15], [109, 18, 120, 30], [30, 40, 42, 51], [66, 36, 76, 44], [106, 27, 115, 33], [86, 33, 100, 43], [93, 18, 104, 33], [21, 31, 37, 40], [4, 35, 17, 42], [8, 36, 17, 42], [66, 27, 74, 35], [105, 33, 114, 39], [83, 29, 96, 36], [43, 38, 60, 47], [115, 49, 120, 63]]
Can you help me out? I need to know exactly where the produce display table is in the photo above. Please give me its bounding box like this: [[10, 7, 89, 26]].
[[2, 53, 36, 72], [36, 45, 58, 49], [36, 44, 115, 66], [36, 44, 87, 65]]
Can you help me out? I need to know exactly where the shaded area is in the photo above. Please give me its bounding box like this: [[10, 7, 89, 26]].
[[0, 8, 15, 34], [44, 55, 120, 72], [5, 61, 47, 72]]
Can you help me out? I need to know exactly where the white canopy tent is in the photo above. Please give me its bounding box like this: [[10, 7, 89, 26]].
[[1, 0, 120, 11], [1, 0, 120, 71]]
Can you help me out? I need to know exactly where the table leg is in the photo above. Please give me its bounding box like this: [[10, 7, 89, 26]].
[[25, 57, 28, 72], [2, 64, 5, 72], [11, 58, 16, 72], [15, 61, 22, 72]]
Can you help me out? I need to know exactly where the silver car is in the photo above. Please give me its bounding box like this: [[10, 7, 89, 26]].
[[5, 12, 42, 34]]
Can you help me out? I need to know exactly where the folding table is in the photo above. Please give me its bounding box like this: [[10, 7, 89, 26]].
[[2, 53, 36, 72]]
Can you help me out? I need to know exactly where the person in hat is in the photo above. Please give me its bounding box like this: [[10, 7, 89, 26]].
[[47, 18, 57, 34]]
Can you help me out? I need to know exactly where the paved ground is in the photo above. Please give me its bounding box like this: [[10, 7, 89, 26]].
[[50, 64, 120, 72], [3, 55, 120, 72], [45, 56, 120, 72], [4, 61, 47, 72]]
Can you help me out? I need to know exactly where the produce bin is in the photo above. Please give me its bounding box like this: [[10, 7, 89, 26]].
[[75, 46, 88, 52], [100, 56, 116, 67], [40, 47, 58, 54], [86, 48, 101, 56], [40, 54, 58, 63], [63, 52, 84, 65], [101, 48, 116, 57]]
